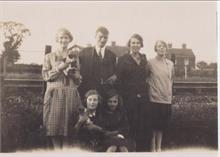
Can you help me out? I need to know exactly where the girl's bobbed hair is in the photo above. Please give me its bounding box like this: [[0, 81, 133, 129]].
[[83, 89, 102, 108], [103, 88, 125, 112]]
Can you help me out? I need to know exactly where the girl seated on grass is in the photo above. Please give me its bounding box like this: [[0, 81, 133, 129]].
[[98, 89, 130, 152], [73, 89, 104, 151]]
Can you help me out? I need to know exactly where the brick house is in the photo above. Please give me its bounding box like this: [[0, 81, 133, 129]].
[[167, 43, 196, 73], [107, 41, 129, 57]]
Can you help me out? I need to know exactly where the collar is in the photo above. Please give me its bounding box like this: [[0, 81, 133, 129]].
[[55, 48, 69, 58], [95, 45, 106, 59], [155, 55, 167, 63], [130, 51, 141, 57], [88, 111, 96, 117], [130, 51, 142, 62]]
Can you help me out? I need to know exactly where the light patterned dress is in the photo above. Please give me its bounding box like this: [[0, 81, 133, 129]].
[[42, 51, 82, 136]]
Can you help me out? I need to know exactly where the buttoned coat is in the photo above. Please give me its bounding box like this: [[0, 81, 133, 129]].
[[79, 47, 116, 97]]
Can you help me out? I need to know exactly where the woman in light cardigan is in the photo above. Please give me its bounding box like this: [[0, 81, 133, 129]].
[[148, 40, 174, 152]]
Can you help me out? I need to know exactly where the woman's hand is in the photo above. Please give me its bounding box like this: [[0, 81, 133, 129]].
[[117, 134, 125, 139], [105, 74, 117, 85], [65, 55, 75, 64], [57, 56, 75, 72], [57, 62, 69, 71], [78, 114, 88, 124]]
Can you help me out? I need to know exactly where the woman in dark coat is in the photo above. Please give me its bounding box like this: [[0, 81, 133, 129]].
[[116, 34, 151, 152]]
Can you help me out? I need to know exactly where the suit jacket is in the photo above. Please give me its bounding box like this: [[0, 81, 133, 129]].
[[79, 47, 116, 97]]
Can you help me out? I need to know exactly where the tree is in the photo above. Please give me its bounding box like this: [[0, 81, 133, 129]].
[[208, 62, 217, 69], [196, 61, 208, 70], [0, 21, 30, 65]]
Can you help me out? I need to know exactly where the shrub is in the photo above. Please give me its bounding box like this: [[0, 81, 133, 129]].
[[2, 90, 46, 152], [1, 90, 218, 152]]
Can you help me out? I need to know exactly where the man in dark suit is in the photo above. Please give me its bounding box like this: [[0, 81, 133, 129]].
[[79, 26, 117, 98]]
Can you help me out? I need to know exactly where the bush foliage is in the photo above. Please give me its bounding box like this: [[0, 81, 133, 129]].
[[1, 89, 217, 152]]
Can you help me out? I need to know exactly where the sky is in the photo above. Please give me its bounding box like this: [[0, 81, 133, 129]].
[[0, 1, 217, 64]]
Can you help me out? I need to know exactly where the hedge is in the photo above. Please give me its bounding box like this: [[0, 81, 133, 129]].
[[1, 90, 217, 152]]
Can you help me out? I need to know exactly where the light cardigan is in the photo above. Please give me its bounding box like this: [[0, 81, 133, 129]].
[[148, 57, 174, 104]]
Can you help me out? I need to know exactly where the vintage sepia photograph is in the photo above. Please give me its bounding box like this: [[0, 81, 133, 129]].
[[0, 1, 218, 156]]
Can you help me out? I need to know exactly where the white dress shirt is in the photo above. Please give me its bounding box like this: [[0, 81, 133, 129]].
[[95, 45, 106, 59]]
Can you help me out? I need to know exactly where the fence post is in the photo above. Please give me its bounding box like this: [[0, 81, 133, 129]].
[[41, 45, 52, 95], [42, 45, 53, 150], [171, 54, 176, 95], [0, 57, 2, 152], [0, 54, 4, 152]]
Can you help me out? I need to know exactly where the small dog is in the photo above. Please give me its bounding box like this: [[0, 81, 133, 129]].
[[63, 48, 82, 86]]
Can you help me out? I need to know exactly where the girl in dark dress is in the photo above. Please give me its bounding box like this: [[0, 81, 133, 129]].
[[98, 89, 129, 152], [116, 34, 151, 152]]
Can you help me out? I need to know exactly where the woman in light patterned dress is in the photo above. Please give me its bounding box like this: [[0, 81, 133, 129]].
[[42, 28, 82, 149]]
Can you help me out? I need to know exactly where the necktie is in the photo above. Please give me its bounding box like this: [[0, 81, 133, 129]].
[[98, 48, 102, 60]]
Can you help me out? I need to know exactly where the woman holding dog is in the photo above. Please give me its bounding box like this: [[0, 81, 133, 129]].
[[42, 28, 82, 149]]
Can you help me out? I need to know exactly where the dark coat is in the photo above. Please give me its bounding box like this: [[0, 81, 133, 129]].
[[99, 109, 129, 136], [79, 47, 116, 97], [98, 100, 129, 148], [116, 53, 149, 98]]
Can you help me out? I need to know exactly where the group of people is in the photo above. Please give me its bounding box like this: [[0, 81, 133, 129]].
[[42, 26, 174, 152]]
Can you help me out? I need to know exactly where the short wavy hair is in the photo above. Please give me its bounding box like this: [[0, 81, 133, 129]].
[[56, 28, 73, 42], [127, 33, 144, 48], [95, 26, 109, 35], [154, 40, 168, 52]]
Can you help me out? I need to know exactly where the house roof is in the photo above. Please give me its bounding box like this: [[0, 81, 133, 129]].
[[69, 44, 84, 50], [107, 45, 129, 57], [168, 48, 195, 58]]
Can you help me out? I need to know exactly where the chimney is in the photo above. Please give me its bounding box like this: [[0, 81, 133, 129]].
[[182, 43, 187, 49], [111, 41, 116, 47], [168, 43, 172, 49]]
